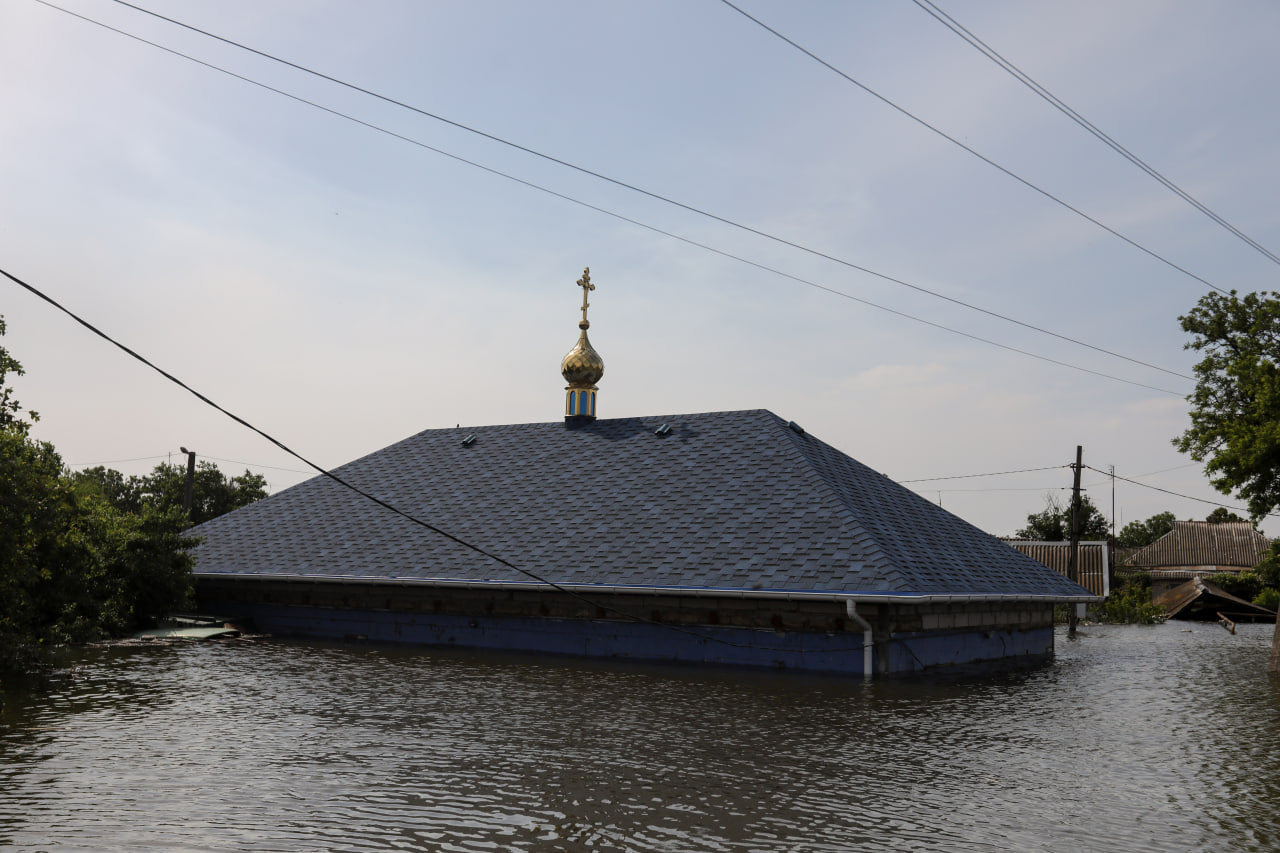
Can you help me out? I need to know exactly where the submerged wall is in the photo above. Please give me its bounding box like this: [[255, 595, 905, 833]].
[[196, 576, 1055, 675]]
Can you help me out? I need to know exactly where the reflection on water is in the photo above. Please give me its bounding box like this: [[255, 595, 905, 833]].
[[3, 623, 1280, 852]]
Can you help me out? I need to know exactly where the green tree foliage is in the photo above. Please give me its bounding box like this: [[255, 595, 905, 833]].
[[140, 461, 267, 526], [70, 460, 267, 526], [1091, 573, 1165, 624], [1116, 511, 1176, 548], [0, 315, 36, 433], [1206, 571, 1264, 603], [1204, 507, 1247, 524], [1016, 493, 1110, 541], [0, 320, 196, 671], [1255, 541, 1280, 590], [1238, 542, 1280, 610], [1254, 588, 1280, 610], [1175, 290, 1280, 519], [0, 430, 66, 668], [68, 465, 143, 514]]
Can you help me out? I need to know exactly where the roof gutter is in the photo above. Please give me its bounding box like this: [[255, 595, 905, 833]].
[[194, 571, 1101, 604]]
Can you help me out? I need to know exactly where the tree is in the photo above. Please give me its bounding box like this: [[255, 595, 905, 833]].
[[72, 459, 267, 526], [1016, 493, 1110, 541], [1256, 541, 1280, 590], [1205, 507, 1247, 524], [0, 429, 67, 668], [1116, 511, 1176, 548], [68, 465, 143, 514], [0, 319, 195, 670], [0, 315, 36, 434], [138, 461, 268, 526], [1175, 290, 1280, 519]]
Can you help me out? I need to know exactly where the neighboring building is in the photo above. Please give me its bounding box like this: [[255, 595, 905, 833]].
[[190, 269, 1097, 676], [1003, 540, 1111, 597], [1125, 520, 1271, 597], [1111, 545, 1143, 572], [1154, 577, 1275, 623]]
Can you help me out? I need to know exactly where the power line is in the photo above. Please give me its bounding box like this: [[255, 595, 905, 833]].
[[43, 0, 1196, 384], [198, 455, 311, 474], [909, 486, 1067, 494], [899, 464, 1067, 483], [912, 0, 1280, 269], [1083, 463, 1280, 519], [25, 2, 1189, 396], [717, 0, 1230, 296], [69, 452, 307, 473], [0, 267, 582, 585], [3, 265, 890, 656], [69, 454, 168, 467], [1127, 462, 1202, 479]]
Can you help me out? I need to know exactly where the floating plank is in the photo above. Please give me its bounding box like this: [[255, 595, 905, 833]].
[[132, 626, 241, 640]]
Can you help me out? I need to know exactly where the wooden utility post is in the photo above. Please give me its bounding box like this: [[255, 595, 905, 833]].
[[1269, 615, 1280, 673], [1067, 445, 1083, 639], [180, 446, 196, 519]]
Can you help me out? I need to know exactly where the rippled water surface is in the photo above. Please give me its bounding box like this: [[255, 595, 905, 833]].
[[4, 623, 1280, 852]]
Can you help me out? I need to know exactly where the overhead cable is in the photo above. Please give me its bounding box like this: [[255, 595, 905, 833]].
[[717, 0, 1229, 296], [1, 266, 602, 597], [1127, 462, 1202, 479], [910, 486, 1066, 494], [69, 454, 169, 467], [898, 465, 1067, 483], [1082, 464, 1280, 519], [0, 265, 883, 655], [912, 0, 1280, 268], [198, 454, 312, 474], [44, 0, 1197, 383], [26, 2, 1188, 395]]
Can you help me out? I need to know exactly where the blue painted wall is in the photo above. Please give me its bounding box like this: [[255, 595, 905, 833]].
[[885, 628, 1055, 673], [210, 601, 1054, 675]]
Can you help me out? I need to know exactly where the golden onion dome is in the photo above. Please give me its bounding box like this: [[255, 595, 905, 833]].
[[561, 321, 604, 387]]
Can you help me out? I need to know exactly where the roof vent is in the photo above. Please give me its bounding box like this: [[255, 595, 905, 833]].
[[654, 424, 671, 436], [787, 420, 805, 434], [461, 435, 477, 447]]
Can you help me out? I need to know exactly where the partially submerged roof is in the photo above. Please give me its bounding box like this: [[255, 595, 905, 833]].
[[1154, 577, 1276, 622], [191, 410, 1093, 600], [1126, 521, 1270, 570]]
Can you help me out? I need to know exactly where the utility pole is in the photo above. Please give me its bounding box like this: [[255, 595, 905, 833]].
[[180, 446, 196, 520], [1067, 446, 1083, 639], [1270, 617, 1280, 673], [1109, 464, 1116, 540]]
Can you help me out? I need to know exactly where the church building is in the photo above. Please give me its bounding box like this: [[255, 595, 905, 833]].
[[191, 268, 1096, 676]]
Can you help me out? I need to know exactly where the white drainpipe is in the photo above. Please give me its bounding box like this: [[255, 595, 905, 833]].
[[845, 599, 874, 679]]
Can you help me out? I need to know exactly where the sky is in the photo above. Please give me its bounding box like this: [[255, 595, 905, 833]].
[[3, 0, 1279, 538]]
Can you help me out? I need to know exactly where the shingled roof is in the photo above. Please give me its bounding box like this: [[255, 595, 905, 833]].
[[190, 409, 1092, 600]]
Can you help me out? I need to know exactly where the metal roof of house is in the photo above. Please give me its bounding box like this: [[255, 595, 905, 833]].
[[1125, 521, 1270, 570], [190, 409, 1093, 600], [1002, 540, 1110, 597]]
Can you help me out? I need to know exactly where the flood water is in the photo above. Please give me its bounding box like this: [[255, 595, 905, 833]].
[[3, 623, 1280, 852]]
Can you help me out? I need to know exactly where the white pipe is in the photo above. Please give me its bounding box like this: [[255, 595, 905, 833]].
[[845, 599, 874, 680]]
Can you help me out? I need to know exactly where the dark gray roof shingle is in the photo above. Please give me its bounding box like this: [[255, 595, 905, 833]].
[[191, 409, 1091, 598]]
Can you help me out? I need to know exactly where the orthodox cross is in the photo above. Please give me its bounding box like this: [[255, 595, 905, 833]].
[[577, 267, 595, 324]]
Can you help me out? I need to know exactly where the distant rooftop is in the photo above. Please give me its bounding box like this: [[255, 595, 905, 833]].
[[1125, 520, 1271, 570]]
